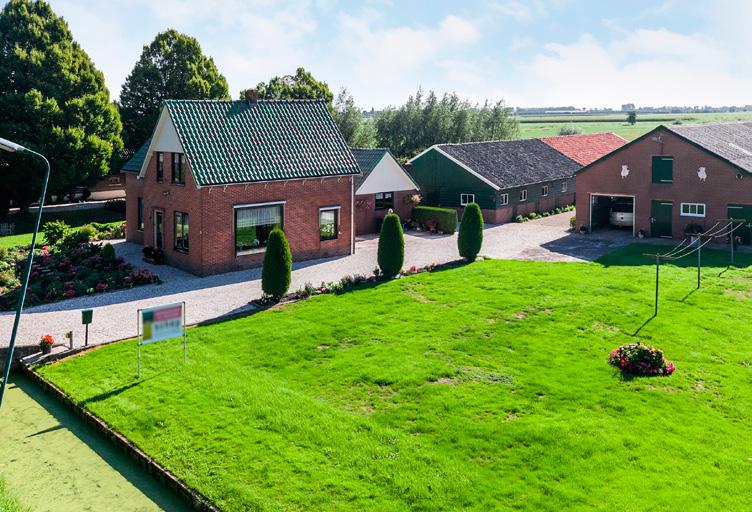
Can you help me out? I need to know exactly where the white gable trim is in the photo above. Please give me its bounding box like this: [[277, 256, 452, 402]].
[[356, 152, 418, 195], [407, 145, 500, 191], [137, 106, 185, 178]]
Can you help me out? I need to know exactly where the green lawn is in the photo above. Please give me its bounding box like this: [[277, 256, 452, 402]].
[[0, 208, 124, 248], [38, 245, 752, 511], [0, 477, 27, 512], [516, 111, 752, 140]]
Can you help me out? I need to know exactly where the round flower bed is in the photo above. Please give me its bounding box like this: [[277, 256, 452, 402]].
[[608, 342, 676, 376]]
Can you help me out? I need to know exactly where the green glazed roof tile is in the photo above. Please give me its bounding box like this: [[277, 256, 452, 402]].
[[163, 99, 360, 186]]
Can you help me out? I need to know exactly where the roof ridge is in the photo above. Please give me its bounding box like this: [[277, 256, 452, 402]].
[[162, 98, 328, 104]]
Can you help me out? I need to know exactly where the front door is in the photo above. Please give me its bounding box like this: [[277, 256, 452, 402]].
[[650, 200, 673, 238], [154, 210, 164, 249], [728, 205, 752, 245]]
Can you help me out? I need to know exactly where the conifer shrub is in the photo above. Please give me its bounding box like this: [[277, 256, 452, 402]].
[[262, 228, 292, 300], [378, 213, 404, 278], [458, 202, 483, 261]]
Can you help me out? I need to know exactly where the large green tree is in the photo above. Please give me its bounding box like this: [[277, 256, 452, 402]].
[[0, 0, 123, 211], [374, 88, 519, 159], [242, 67, 333, 103], [332, 88, 375, 147], [119, 29, 229, 152]]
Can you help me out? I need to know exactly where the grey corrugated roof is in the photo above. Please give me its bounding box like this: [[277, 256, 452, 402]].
[[437, 139, 580, 189], [121, 138, 151, 173], [664, 122, 752, 173]]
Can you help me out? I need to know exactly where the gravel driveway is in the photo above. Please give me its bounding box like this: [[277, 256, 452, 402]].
[[1, 213, 630, 350]]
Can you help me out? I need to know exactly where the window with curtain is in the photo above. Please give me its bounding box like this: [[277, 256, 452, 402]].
[[156, 152, 164, 182], [235, 204, 283, 254], [319, 208, 338, 240], [137, 197, 144, 231], [174, 211, 189, 252], [172, 153, 185, 184]]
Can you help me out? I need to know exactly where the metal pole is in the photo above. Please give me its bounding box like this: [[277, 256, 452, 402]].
[[697, 238, 701, 289], [85, 323, 89, 347], [137, 308, 141, 379], [731, 228, 736, 267], [654, 255, 660, 317], [0, 149, 50, 409]]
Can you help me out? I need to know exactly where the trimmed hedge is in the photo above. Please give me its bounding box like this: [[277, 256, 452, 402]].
[[458, 202, 483, 261], [262, 228, 292, 300], [378, 213, 404, 278], [412, 206, 458, 234]]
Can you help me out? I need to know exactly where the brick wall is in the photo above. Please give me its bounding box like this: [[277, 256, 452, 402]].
[[126, 151, 354, 276], [354, 189, 416, 235], [576, 128, 752, 238]]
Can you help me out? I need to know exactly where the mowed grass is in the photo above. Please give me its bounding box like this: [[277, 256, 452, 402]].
[[516, 111, 752, 140], [0, 208, 124, 248], [38, 245, 752, 511]]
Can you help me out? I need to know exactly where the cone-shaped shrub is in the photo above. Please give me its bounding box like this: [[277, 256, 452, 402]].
[[262, 228, 292, 300], [458, 202, 483, 261], [377, 213, 404, 278]]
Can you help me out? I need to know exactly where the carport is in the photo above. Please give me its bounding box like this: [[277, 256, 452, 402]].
[[588, 194, 635, 236]]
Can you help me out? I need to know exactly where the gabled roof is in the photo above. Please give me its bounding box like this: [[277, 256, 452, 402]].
[[351, 148, 388, 187], [120, 138, 151, 173], [663, 122, 752, 173], [155, 99, 359, 186], [577, 122, 752, 176], [539, 133, 627, 166], [429, 138, 581, 189]]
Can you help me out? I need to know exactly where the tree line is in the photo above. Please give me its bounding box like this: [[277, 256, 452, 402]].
[[0, 0, 518, 212]]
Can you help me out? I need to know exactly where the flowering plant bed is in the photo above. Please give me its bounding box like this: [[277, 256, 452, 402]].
[[608, 342, 676, 376], [0, 242, 160, 310], [39, 334, 55, 354]]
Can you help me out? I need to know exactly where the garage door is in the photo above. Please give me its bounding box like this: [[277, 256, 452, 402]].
[[651, 200, 673, 238], [728, 205, 752, 244]]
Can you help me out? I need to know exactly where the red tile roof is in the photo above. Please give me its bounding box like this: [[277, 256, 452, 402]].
[[538, 133, 628, 166]]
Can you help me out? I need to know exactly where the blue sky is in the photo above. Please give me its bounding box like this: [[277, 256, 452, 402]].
[[47, 0, 752, 109]]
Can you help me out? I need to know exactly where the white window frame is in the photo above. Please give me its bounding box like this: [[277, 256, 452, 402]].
[[561, 181, 568, 193], [499, 193, 509, 206], [460, 193, 475, 206], [233, 200, 286, 256], [519, 189, 528, 202], [680, 202, 706, 218], [319, 206, 340, 241], [541, 185, 549, 197]]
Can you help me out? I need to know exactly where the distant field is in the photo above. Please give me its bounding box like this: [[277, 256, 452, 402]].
[[0, 208, 124, 248], [515, 111, 752, 140]]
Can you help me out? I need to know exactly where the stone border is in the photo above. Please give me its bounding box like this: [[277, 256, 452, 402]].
[[19, 365, 220, 511]]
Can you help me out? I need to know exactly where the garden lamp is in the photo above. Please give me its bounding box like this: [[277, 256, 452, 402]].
[[0, 137, 51, 408]]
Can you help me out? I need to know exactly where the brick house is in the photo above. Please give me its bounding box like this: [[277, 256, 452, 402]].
[[576, 123, 752, 243], [351, 148, 419, 235], [121, 98, 359, 276], [407, 133, 625, 224]]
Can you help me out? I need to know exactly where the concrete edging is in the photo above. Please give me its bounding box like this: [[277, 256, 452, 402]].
[[19, 365, 220, 512]]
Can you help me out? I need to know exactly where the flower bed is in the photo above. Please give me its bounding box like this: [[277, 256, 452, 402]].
[[514, 204, 574, 223], [608, 342, 676, 376], [0, 241, 159, 310]]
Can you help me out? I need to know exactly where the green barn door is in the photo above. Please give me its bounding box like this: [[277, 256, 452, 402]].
[[728, 205, 752, 245], [650, 201, 673, 238]]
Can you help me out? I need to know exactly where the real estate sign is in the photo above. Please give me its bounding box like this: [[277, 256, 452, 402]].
[[142, 303, 184, 344], [137, 302, 187, 378]]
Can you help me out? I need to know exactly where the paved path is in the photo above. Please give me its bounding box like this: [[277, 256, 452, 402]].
[[0, 213, 630, 350], [0, 374, 186, 512]]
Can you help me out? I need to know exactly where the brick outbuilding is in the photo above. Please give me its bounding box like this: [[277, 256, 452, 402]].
[[576, 123, 752, 243], [122, 98, 359, 276]]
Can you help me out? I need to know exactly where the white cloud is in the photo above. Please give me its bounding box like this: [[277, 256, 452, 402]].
[[517, 29, 752, 107], [491, 0, 546, 22]]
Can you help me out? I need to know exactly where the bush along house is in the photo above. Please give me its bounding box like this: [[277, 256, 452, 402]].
[[121, 94, 359, 276], [576, 122, 752, 243], [407, 133, 626, 224], [351, 148, 419, 235]]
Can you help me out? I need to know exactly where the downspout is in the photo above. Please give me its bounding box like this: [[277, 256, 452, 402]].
[[350, 176, 355, 254]]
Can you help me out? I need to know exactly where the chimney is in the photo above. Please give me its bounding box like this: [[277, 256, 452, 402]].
[[245, 89, 258, 104]]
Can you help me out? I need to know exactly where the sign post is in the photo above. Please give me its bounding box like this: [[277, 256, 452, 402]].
[[81, 309, 93, 346], [137, 302, 186, 378]]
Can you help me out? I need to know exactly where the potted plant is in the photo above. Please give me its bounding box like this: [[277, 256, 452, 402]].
[[39, 334, 55, 354]]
